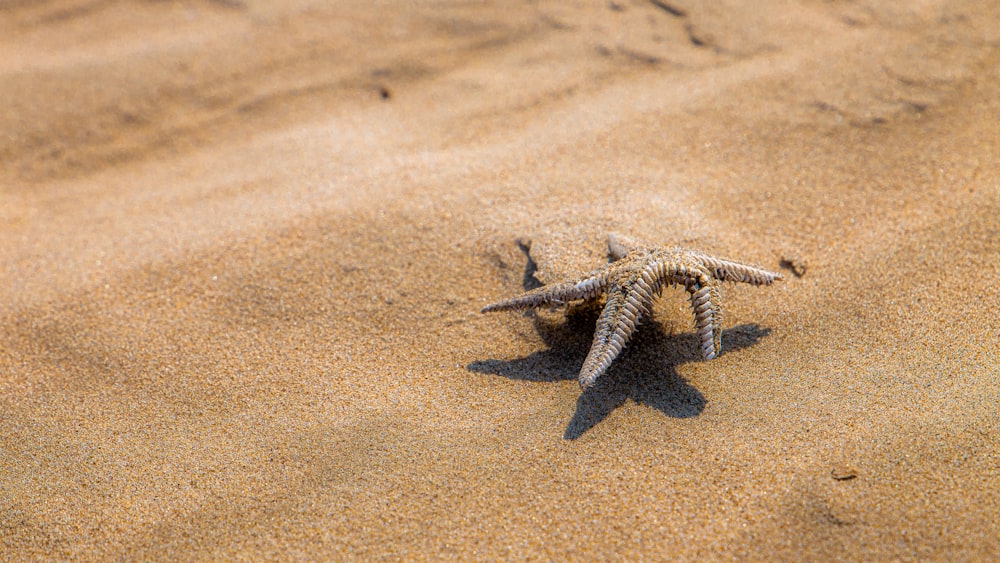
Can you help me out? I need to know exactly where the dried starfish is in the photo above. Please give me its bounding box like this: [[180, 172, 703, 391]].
[[482, 234, 782, 389]]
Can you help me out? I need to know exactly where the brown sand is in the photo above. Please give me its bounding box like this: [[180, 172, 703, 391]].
[[2, 1, 999, 560]]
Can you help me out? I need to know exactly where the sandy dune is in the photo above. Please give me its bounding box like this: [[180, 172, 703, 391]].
[[2, 1, 999, 559]]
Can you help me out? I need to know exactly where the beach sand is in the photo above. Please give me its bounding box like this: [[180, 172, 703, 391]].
[[2, 1, 999, 559]]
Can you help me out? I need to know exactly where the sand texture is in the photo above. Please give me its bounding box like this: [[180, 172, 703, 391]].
[[2, 1, 999, 560]]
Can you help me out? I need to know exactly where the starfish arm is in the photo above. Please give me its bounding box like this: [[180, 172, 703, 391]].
[[687, 279, 723, 359], [607, 233, 649, 261], [692, 253, 782, 286], [647, 255, 706, 288], [481, 272, 608, 313], [577, 273, 658, 389]]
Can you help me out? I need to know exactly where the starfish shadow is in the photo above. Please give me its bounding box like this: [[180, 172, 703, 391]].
[[469, 299, 771, 439]]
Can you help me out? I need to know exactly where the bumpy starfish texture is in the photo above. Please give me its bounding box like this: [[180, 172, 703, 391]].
[[482, 234, 782, 389]]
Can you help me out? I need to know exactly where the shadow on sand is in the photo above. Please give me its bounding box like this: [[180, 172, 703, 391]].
[[470, 301, 770, 439]]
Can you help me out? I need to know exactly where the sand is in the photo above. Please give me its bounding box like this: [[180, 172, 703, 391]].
[[2, 1, 999, 560]]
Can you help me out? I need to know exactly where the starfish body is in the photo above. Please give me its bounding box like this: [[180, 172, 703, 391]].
[[482, 234, 782, 389]]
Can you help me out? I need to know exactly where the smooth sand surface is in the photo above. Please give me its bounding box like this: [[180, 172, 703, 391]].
[[2, 1, 999, 560]]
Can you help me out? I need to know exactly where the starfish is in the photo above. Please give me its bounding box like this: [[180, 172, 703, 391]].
[[482, 234, 782, 389]]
